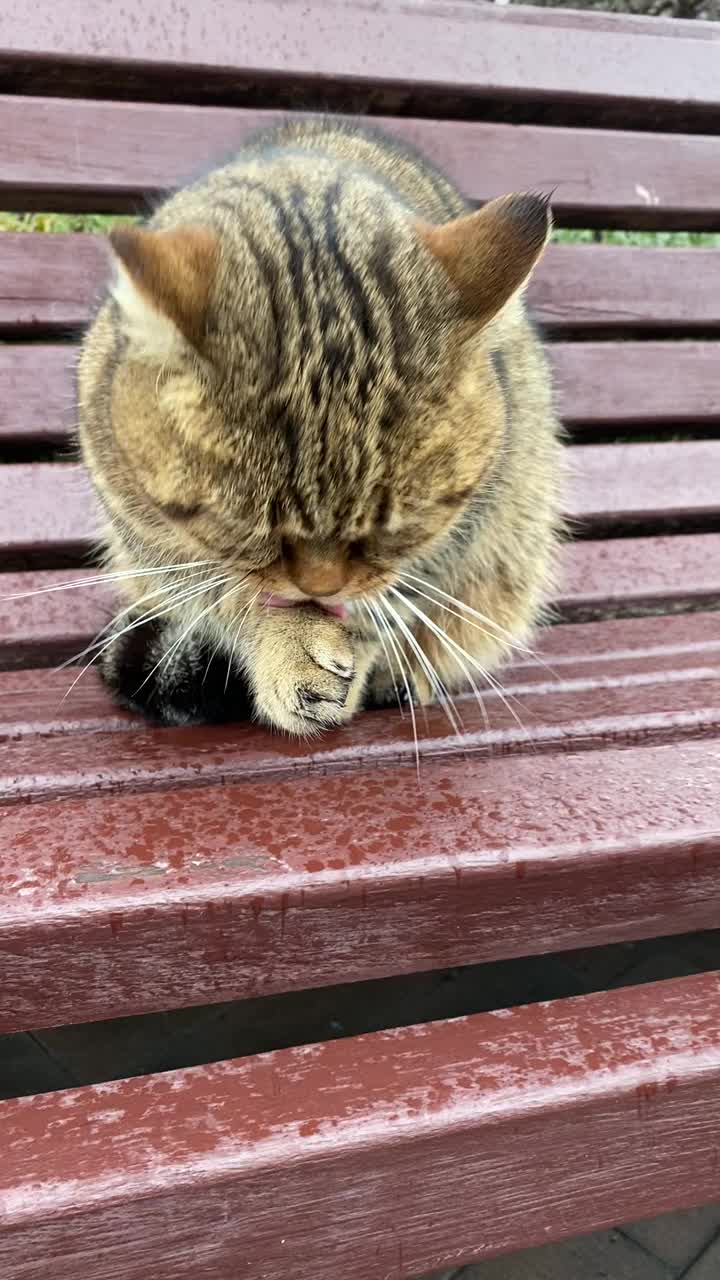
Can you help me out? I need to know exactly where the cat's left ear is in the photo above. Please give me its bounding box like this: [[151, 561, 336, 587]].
[[418, 193, 552, 326], [108, 225, 218, 361]]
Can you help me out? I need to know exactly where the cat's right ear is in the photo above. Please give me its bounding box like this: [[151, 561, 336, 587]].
[[108, 225, 218, 361], [418, 193, 552, 327]]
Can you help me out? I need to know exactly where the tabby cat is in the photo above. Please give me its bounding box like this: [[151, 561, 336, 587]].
[[77, 120, 563, 737]]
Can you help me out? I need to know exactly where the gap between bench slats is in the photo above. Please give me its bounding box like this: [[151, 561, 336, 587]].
[[2, 96, 720, 230], [1, 536, 718, 669], [3, 975, 720, 1280], [2, 235, 720, 337], [0, 736, 718, 1032], [0, 0, 718, 125], [4, 342, 719, 445], [0, 442, 717, 560]]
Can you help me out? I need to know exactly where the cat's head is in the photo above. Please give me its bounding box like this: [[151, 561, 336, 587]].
[[92, 171, 550, 611]]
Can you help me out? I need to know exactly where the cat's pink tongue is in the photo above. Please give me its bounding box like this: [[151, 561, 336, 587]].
[[262, 593, 347, 620]]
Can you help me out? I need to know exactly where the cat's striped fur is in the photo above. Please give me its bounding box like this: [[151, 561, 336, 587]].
[[78, 120, 563, 735]]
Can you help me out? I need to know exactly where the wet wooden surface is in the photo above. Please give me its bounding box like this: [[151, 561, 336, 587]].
[[2, 654, 720, 803], [3, 974, 720, 1279], [1, 733, 719, 1032]]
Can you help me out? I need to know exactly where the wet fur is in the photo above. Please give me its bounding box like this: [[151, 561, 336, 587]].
[[78, 120, 563, 735]]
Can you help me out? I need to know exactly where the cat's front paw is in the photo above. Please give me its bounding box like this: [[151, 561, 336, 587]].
[[252, 607, 357, 735]]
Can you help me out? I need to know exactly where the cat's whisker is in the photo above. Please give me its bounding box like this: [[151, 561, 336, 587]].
[[63, 570, 228, 669], [397, 575, 511, 651], [360, 599, 404, 719], [52, 574, 207, 677], [225, 588, 262, 694], [60, 582, 228, 706], [370, 600, 421, 780], [389, 586, 491, 733], [390, 587, 532, 741], [398, 574, 560, 691], [400, 572, 535, 656], [1, 561, 214, 602], [200, 577, 253, 689], [399, 571, 560, 682], [60, 573, 232, 702], [379, 596, 464, 740], [135, 579, 246, 698]]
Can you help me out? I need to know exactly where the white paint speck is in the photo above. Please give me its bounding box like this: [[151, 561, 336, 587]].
[[635, 184, 660, 207]]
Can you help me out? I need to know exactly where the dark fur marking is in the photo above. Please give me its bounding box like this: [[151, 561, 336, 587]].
[[322, 179, 377, 349], [102, 619, 254, 725]]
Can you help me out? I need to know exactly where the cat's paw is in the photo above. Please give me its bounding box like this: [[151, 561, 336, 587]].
[[252, 608, 357, 735]]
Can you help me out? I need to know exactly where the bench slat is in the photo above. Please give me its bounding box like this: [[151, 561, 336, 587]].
[[3, 235, 720, 336], [3, 975, 720, 1280], [1, 442, 716, 559], [5, 611, 719, 741], [553, 342, 720, 429], [1, 0, 718, 122], [2, 660, 719, 806], [3, 95, 720, 230], [4, 341, 719, 444], [570, 441, 720, 527], [0, 464, 98, 560], [558, 534, 720, 618], [1, 735, 718, 1032], [0, 344, 77, 443], [0, 570, 111, 669]]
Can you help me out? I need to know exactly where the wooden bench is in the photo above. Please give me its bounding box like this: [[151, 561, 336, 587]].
[[1, 2, 720, 1277]]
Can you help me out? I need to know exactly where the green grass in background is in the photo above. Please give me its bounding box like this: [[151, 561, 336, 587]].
[[1, 212, 719, 248], [0, 213, 136, 233], [553, 228, 720, 246]]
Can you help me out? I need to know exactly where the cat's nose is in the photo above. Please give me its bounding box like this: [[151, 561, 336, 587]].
[[283, 539, 349, 598]]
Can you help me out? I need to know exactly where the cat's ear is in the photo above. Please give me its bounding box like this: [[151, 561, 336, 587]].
[[418, 193, 552, 326], [108, 225, 218, 360]]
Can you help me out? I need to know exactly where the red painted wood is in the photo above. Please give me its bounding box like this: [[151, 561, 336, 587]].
[[552, 342, 720, 429], [0, 463, 98, 559], [6, 341, 720, 445], [0, 571, 112, 669], [3, 975, 720, 1279], [0, 233, 107, 334], [3, 96, 720, 230], [0, 344, 78, 442], [527, 611, 720, 667], [569, 441, 720, 526], [533, 244, 720, 334], [1, 736, 719, 1032], [2, 443, 718, 559], [5, 611, 719, 741], [1, 661, 719, 806], [0, 0, 717, 119], [560, 535, 720, 617], [2, 235, 720, 337]]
